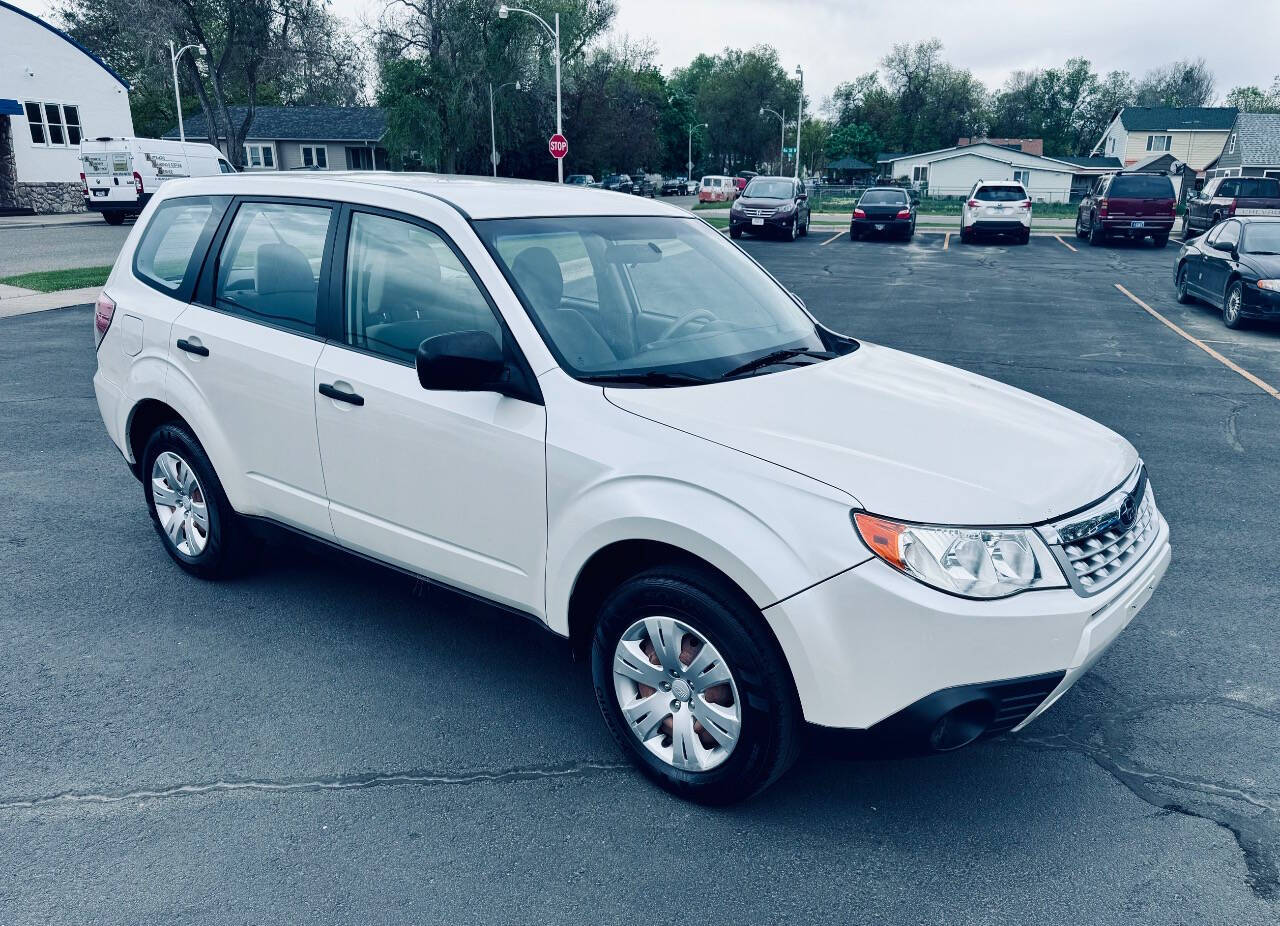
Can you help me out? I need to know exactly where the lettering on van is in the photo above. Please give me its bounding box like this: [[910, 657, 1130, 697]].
[[144, 152, 190, 178]]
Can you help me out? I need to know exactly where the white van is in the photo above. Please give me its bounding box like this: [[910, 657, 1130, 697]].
[[698, 175, 736, 203], [80, 137, 235, 224]]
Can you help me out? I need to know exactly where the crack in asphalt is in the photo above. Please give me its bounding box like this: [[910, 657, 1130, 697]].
[[0, 760, 629, 813], [1017, 722, 1280, 901]]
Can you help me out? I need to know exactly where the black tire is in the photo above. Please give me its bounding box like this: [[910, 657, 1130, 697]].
[[960, 225, 972, 244], [849, 228, 860, 241], [729, 226, 742, 240], [1075, 211, 1088, 240], [1153, 233, 1169, 248], [787, 217, 798, 241], [799, 214, 809, 237], [1181, 214, 1190, 239], [1175, 264, 1194, 304], [1222, 280, 1246, 330], [141, 422, 254, 579], [103, 212, 125, 226], [1017, 227, 1030, 245], [590, 565, 802, 805], [1088, 217, 1105, 247]]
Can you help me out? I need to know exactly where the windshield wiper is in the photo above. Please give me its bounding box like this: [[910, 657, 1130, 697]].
[[719, 347, 833, 380], [1247, 250, 1279, 256], [579, 371, 710, 387]]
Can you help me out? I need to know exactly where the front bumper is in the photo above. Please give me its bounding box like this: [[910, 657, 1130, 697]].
[[763, 513, 1170, 732], [1242, 281, 1280, 318], [731, 211, 797, 232]]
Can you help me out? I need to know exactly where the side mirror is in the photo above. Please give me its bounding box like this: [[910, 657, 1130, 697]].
[[797, 192, 808, 201], [416, 330, 506, 393], [1210, 240, 1237, 255]]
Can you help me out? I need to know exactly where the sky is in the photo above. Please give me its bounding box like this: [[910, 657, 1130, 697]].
[[12, 0, 1280, 112]]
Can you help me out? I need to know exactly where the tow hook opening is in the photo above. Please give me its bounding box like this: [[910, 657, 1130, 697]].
[[929, 700, 994, 751]]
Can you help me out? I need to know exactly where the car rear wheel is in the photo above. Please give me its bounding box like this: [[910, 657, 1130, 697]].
[[1181, 215, 1190, 238], [1017, 227, 1030, 245], [849, 228, 860, 241], [103, 212, 125, 226], [142, 423, 254, 579], [591, 565, 802, 804], [1075, 212, 1088, 240], [1176, 264, 1195, 304], [1088, 218, 1105, 246], [1152, 233, 1169, 248], [960, 225, 972, 244], [1223, 280, 1246, 330]]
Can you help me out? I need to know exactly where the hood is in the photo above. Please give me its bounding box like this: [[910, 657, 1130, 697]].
[[605, 342, 1137, 525], [1242, 253, 1280, 276], [736, 196, 794, 209]]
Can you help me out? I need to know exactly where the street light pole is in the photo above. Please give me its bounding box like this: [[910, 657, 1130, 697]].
[[760, 107, 785, 174], [488, 80, 520, 177], [498, 5, 563, 182], [169, 41, 206, 144], [794, 65, 804, 179], [687, 122, 708, 180]]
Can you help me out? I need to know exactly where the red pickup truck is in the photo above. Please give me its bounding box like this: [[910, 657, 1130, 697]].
[[1182, 176, 1280, 238]]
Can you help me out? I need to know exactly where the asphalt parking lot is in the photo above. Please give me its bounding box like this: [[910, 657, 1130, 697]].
[[2, 228, 1278, 924]]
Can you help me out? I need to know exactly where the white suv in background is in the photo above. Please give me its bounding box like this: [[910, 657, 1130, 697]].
[[960, 179, 1033, 244], [92, 173, 1170, 803]]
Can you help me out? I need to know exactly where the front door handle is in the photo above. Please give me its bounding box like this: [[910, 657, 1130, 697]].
[[319, 382, 364, 406], [176, 338, 209, 357]]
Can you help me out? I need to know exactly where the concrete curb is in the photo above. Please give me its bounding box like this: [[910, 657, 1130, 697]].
[[0, 287, 100, 319]]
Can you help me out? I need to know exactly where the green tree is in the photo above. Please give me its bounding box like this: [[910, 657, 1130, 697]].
[[1224, 78, 1280, 113], [1134, 58, 1216, 107], [825, 121, 879, 165]]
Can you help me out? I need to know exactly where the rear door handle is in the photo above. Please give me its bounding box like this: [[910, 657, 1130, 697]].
[[319, 383, 364, 406], [176, 338, 209, 357]]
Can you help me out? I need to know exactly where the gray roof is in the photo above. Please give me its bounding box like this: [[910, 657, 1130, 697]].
[[1054, 155, 1124, 168], [1232, 113, 1280, 166], [827, 155, 872, 170], [1117, 106, 1238, 132], [164, 105, 386, 142]]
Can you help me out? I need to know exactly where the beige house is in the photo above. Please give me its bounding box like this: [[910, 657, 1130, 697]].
[[1090, 106, 1238, 176]]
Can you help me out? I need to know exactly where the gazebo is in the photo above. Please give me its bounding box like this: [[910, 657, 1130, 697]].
[[824, 155, 874, 184]]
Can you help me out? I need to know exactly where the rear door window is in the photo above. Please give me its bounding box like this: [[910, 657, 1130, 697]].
[[1238, 178, 1280, 198], [1108, 175, 1174, 199], [214, 201, 333, 335], [132, 195, 230, 298]]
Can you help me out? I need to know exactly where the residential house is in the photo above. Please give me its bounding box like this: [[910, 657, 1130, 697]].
[[1052, 155, 1125, 199], [957, 137, 1044, 156], [0, 0, 135, 214], [164, 105, 388, 172], [1205, 112, 1280, 180], [877, 142, 1082, 202], [1089, 106, 1237, 176]]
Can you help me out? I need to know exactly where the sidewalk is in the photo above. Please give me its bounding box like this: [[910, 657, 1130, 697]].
[[0, 212, 103, 230], [0, 285, 99, 318]]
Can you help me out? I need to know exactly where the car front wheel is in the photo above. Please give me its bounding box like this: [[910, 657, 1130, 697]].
[[1176, 264, 1194, 304], [591, 566, 802, 804], [1223, 280, 1246, 329]]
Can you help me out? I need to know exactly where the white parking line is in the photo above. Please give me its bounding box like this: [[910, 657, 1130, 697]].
[[1114, 283, 1280, 402], [820, 230, 845, 246], [1054, 235, 1078, 252]]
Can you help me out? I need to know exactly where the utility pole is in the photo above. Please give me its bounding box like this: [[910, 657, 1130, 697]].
[[794, 65, 804, 179]]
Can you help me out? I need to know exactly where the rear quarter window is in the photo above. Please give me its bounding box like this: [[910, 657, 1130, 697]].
[[132, 195, 231, 298], [1239, 178, 1280, 198], [1109, 175, 1174, 199]]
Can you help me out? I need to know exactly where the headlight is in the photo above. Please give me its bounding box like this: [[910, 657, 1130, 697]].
[[853, 512, 1067, 599], [1258, 279, 1280, 292], [730, 201, 743, 212], [775, 202, 796, 215]]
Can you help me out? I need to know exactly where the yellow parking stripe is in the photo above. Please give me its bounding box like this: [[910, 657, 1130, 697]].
[[1054, 235, 1078, 252], [1114, 283, 1280, 402], [943, 232, 950, 250], [820, 230, 845, 246]]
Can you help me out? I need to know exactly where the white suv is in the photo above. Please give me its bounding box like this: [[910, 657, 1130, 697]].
[[960, 180, 1033, 244], [93, 174, 1169, 803]]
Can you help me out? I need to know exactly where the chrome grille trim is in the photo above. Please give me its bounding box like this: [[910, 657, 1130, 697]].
[[1041, 465, 1159, 596], [743, 207, 774, 218]]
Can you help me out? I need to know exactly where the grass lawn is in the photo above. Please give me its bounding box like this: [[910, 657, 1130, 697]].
[[0, 266, 111, 292], [699, 215, 729, 229]]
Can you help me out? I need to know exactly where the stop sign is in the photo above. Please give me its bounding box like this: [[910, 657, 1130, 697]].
[[548, 134, 568, 159]]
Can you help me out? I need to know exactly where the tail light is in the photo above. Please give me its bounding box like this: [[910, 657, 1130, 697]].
[[94, 291, 117, 349], [1099, 198, 1109, 217], [1228, 198, 1237, 216], [1169, 200, 1177, 216], [854, 208, 866, 218], [896, 208, 911, 219], [1019, 199, 1032, 210], [966, 199, 979, 208], [79, 172, 88, 197], [132, 171, 144, 195]]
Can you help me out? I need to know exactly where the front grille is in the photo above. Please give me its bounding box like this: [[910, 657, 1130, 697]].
[[1049, 468, 1157, 596], [743, 207, 773, 218]]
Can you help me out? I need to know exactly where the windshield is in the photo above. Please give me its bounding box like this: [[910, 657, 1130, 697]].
[[743, 179, 794, 199], [974, 186, 1026, 201], [1243, 222, 1280, 254], [860, 189, 908, 205], [475, 216, 853, 384]]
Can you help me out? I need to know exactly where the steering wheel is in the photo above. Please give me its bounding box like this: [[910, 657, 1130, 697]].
[[657, 308, 717, 341]]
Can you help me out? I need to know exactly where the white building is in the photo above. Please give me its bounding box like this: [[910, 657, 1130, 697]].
[[877, 142, 1091, 203], [0, 0, 134, 214]]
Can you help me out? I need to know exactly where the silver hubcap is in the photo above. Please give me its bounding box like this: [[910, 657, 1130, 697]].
[[151, 450, 209, 556], [612, 616, 742, 772], [1226, 288, 1241, 322]]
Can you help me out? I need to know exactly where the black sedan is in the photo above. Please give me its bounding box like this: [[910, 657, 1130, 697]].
[[850, 187, 916, 241], [728, 176, 811, 241], [602, 174, 633, 194], [1176, 216, 1280, 329]]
